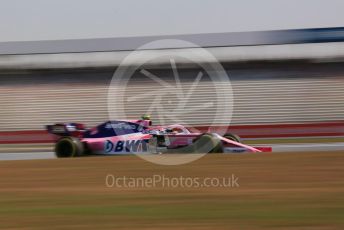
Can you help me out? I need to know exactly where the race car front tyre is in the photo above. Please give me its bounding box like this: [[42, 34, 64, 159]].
[[194, 133, 222, 153], [164, 133, 221, 154], [55, 137, 85, 158], [210, 133, 241, 153], [223, 133, 241, 143]]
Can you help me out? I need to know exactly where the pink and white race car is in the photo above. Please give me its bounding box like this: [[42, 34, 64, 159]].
[[47, 117, 271, 158]]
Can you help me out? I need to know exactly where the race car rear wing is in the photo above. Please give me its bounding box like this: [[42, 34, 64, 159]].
[[46, 123, 86, 137]]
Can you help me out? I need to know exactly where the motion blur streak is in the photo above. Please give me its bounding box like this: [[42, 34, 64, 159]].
[[0, 63, 344, 130]]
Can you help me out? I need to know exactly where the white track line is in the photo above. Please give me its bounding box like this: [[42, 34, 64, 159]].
[[269, 142, 344, 152], [0, 152, 55, 161]]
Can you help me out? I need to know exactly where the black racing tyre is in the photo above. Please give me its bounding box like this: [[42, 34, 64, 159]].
[[164, 133, 221, 154], [193, 133, 221, 153], [223, 133, 241, 143], [210, 133, 242, 154], [195, 133, 223, 153], [55, 137, 85, 158]]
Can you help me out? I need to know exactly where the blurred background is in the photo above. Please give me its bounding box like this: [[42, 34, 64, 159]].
[[0, 0, 344, 145]]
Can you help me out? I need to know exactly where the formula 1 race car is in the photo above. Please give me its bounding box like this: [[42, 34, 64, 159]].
[[47, 116, 272, 158]]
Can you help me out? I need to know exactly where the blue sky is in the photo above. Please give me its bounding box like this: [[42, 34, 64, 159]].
[[0, 0, 343, 42]]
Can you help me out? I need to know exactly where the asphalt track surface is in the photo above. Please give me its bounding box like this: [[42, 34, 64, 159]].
[[0, 143, 343, 161]]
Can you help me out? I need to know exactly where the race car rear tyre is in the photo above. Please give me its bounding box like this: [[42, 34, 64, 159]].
[[55, 137, 85, 158], [223, 133, 241, 143]]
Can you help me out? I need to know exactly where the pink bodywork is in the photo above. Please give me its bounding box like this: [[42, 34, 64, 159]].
[[79, 121, 271, 154]]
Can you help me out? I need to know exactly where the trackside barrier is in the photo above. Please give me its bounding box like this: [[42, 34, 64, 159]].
[[199, 122, 344, 138], [0, 122, 343, 144]]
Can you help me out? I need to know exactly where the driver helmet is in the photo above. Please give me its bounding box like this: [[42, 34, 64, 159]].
[[172, 127, 184, 134], [141, 114, 151, 120]]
